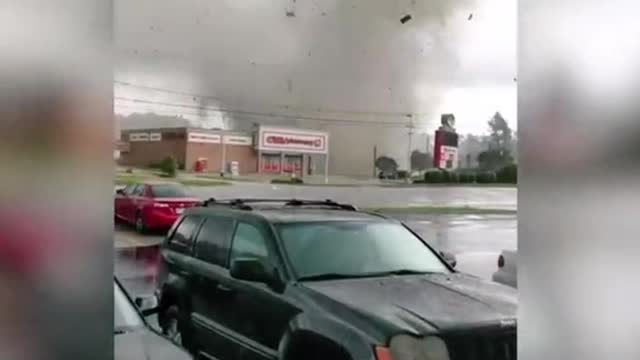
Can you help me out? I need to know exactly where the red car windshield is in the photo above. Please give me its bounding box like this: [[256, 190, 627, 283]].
[[150, 184, 189, 198]]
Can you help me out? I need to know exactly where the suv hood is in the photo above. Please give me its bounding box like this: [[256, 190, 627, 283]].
[[302, 273, 517, 335]]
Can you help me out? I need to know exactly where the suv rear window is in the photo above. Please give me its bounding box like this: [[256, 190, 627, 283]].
[[194, 217, 235, 267], [229, 222, 269, 264], [151, 184, 189, 198], [169, 215, 203, 253]]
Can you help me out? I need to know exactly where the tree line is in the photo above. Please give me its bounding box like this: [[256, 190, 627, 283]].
[[375, 112, 517, 173]]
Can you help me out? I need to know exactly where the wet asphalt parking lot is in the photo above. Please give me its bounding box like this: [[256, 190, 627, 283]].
[[115, 184, 517, 302], [188, 183, 517, 210]]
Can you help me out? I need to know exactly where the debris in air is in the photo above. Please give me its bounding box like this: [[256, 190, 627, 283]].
[[400, 15, 412, 24], [513, 77, 517, 82], [468, 13, 473, 21], [286, 10, 296, 17]]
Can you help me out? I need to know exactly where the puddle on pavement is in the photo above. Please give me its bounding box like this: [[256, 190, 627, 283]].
[[115, 245, 161, 297]]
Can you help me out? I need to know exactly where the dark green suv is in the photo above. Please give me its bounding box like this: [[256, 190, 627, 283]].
[[156, 199, 517, 360]]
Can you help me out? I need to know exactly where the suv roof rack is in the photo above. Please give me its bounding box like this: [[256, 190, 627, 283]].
[[200, 198, 358, 211]]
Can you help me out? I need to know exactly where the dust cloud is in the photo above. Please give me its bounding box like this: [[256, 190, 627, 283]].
[[115, 0, 504, 175]]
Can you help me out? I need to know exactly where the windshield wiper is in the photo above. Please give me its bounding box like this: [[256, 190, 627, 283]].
[[297, 270, 440, 282], [297, 273, 380, 282], [370, 269, 440, 276]]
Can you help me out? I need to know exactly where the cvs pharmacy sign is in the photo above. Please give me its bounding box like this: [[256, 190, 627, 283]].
[[258, 127, 328, 154]]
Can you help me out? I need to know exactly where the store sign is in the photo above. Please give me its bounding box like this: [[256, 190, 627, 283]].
[[259, 127, 328, 154], [223, 135, 252, 146], [437, 145, 459, 169], [188, 132, 221, 144], [129, 133, 149, 142], [149, 132, 162, 141]]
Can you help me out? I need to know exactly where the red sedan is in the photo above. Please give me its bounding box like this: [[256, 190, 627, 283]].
[[115, 182, 200, 233]]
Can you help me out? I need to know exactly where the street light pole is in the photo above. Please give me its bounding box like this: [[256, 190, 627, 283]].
[[407, 118, 414, 173]]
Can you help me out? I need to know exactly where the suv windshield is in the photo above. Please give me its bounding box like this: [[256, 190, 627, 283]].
[[151, 184, 189, 198], [114, 282, 144, 333], [277, 221, 450, 280]]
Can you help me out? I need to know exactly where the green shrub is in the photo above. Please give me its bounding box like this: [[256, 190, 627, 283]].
[[476, 171, 497, 184], [424, 170, 448, 184], [458, 172, 476, 183], [271, 177, 304, 185], [496, 164, 517, 183], [159, 156, 178, 177], [443, 171, 459, 183], [424, 170, 445, 183], [440, 170, 450, 183]]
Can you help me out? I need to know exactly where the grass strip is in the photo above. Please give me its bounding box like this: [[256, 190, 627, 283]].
[[178, 179, 232, 187]]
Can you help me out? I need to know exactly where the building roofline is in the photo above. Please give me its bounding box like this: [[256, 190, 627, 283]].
[[120, 127, 253, 136]]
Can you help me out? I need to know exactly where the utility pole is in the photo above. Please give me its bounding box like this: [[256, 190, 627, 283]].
[[426, 134, 431, 154], [407, 119, 414, 172], [373, 145, 378, 178]]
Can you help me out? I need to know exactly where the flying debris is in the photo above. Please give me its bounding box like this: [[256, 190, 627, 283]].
[[514, 77, 517, 82], [468, 13, 473, 20], [400, 14, 412, 24]]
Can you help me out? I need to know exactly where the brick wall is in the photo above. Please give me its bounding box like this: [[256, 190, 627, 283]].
[[225, 145, 258, 174], [119, 129, 187, 168], [118, 128, 258, 173], [185, 143, 257, 173], [185, 143, 223, 172]]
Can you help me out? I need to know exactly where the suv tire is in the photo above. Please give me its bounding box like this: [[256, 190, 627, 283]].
[[161, 305, 195, 353]]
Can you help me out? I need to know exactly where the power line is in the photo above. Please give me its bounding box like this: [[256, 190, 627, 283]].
[[114, 80, 436, 119], [115, 104, 423, 129], [114, 103, 430, 129], [114, 80, 222, 101], [114, 96, 431, 128]]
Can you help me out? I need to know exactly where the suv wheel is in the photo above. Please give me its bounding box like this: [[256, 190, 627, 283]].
[[161, 305, 195, 352], [162, 307, 181, 344]]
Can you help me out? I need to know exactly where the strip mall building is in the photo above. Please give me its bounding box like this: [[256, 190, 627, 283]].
[[118, 126, 329, 176]]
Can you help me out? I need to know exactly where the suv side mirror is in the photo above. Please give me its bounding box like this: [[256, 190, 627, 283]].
[[230, 258, 274, 285]]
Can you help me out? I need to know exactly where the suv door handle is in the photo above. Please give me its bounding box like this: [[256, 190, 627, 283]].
[[216, 284, 235, 294], [177, 270, 191, 277]]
